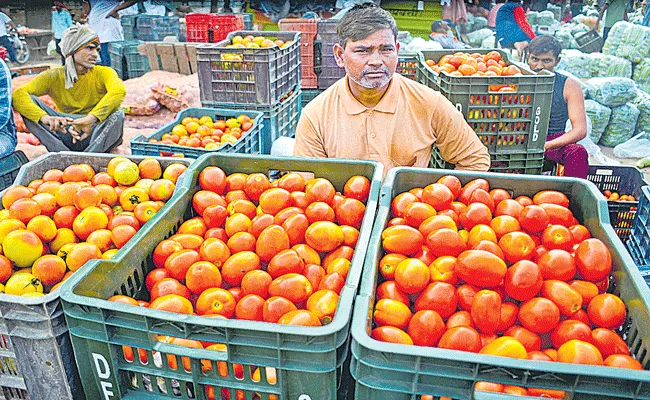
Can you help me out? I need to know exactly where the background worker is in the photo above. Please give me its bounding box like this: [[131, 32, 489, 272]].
[[430, 20, 469, 49], [294, 3, 490, 174], [0, 11, 17, 64], [52, 2, 73, 65], [0, 59, 17, 157], [528, 35, 588, 179], [597, 0, 628, 40], [12, 25, 126, 153], [496, 0, 536, 57]]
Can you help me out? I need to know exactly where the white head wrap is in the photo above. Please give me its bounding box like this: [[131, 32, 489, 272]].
[[60, 24, 99, 89]]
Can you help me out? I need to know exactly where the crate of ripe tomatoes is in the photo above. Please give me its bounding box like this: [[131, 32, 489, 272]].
[[587, 165, 649, 244], [60, 152, 382, 400], [350, 167, 650, 399], [416, 49, 554, 167], [130, 107, 264, 158], [0, 152, 191, 400]]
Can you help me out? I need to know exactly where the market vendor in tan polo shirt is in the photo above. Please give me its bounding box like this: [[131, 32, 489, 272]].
[[294, 3, 490, 173]]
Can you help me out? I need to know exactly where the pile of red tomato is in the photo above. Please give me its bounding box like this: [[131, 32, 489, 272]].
[[372, 175, 641, 375], [109, 166, 372, 328]]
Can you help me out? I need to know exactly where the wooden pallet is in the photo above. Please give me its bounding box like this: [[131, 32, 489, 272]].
[[137, 42, 198, 75], [9, 64, 50, 76]]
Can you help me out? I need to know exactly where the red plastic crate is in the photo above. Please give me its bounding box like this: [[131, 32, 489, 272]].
[[279, 18, 318, 89], [186, 13, 244, 43]]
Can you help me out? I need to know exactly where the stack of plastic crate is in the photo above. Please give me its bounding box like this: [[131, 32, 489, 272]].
[[198, 30, 303, 154], [108, 40, 150, 79], [279, 18, 318, 89]]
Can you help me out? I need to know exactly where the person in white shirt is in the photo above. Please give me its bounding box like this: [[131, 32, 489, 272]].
[[82, 0, 124, 66], [0, 12, 17, 63]]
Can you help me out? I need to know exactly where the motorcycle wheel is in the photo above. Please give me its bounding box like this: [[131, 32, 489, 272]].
[[15, 42, 30, 65]]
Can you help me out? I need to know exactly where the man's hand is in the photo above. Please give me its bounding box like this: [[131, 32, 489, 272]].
[[40, 115, 73, 133], [69, 115, 98, 143], [106, 9, 120, 19]]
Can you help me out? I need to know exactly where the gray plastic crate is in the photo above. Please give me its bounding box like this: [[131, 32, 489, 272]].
[[0, 152, 192, 400], [197, 30, 301, 105], [108, 40, 150, 80]]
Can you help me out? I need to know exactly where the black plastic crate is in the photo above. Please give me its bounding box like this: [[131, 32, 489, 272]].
[[0, 151, 27, 192], [205, 86, 302, 154], [629, 186, 650, 267], [416, 49, 555, 156], [430, 145, 545, 174], [317, 19, 345, 90], [575, 29, 604, 53], [197, 31, 301, 105], [587, 165, 649, 243]]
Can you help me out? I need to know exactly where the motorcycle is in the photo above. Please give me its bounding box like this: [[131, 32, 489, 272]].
[[7, 28, 30, 65]]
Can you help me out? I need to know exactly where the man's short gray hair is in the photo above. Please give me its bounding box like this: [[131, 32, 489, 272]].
[[337, 3, 398, 48]]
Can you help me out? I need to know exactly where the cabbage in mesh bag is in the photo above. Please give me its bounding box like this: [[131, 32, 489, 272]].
[[602, 21, 630, 55], [596, 54, 632, 78], [528, 11, 539, 25], [633, 91, 650, 135], [584, 99, 611, 143], [633, 58, 650, 93], [587, 77, 638, 107], [467, 29, 495, 47], [554, 29, 574, 49], [600, 103, 640, 146], [570, 23, 590, 36], [615, 23, 650, 63], [557, 50, 593, 78], [537, 10, 557, 25]]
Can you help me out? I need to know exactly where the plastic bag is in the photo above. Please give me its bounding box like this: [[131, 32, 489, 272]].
[[584, 99, 611, 143], [587, 77, 638, 107], [467, 28, 494, 46], [537, 10, 557, 25], [600, 103, 640, 147], [47, 40, 57, 56], [602, 21, 650, 63], [527, 11, 539, 25], [404, 37, 443, 53], [481, 35, 496, 49], [122, 81, 161, 116], [613, 132, 650, 158]]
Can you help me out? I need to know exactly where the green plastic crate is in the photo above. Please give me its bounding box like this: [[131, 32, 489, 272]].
[[383, 1, 443, 39], [61, 153, 383, 400], [416, 49, 555, 156], [130, 107, 264, 157], [0, 152, 192, 400], [350, 167, 650, 400], [628, 186, 650, 267], [429, 145, 545, 175]]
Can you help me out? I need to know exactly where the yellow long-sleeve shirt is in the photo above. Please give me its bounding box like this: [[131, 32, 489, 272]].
[[12, 66, 126, 124]]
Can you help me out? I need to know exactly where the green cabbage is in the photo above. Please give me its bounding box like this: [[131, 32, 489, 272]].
[[633, 91, 650, 135], [633, 58, 650, 93], [600, 103, 640, 146], [584, 99, 611, 143]]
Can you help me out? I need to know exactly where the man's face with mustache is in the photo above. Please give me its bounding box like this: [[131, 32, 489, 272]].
[[334, 29, 399, 90]]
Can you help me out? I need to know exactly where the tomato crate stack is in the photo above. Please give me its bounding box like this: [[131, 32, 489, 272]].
[[587, 165, 649, 244], [130, 107, 264, 157], [0, 152, 192, 400], [628, 186, 650, 268], [60, 153, 382, 400], [185, 14, 245, 43], [349, 167, 650, 399], [208, 86, 302, 154], [197, 31, 301, 105], [0, 151, 27, 192], [278, 18, 319, 89], [397, 54, 418, 81], [417, 49, 555, 175]]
